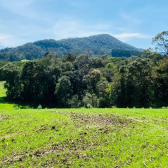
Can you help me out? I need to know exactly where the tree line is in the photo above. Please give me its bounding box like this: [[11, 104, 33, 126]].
[[0, 51, 167, 108]]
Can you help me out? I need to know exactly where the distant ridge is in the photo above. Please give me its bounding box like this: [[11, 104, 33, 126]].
[[0, 34, 143, 61]]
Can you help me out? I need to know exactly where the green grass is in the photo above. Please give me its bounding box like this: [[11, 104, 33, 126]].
[[0, 81, 31, 110], [0, 81, 15, 110], [0, 82, 168, 167]]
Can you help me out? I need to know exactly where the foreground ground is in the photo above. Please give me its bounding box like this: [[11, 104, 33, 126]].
[[0, 82, 168, 167]]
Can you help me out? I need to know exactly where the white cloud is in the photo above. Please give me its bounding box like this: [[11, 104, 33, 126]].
[[51, 19, 152, 43], [0, 17, 152, 48], [0, 34, 13, 46], [50, 19, 111, 40], [0, 33, 25, 47], [120, 12, 142, 25], [113, 33, 152, 42], [0, 0, 39, 19]]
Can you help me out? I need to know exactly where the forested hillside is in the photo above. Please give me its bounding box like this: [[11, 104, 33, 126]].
[[0, 31, 167, 108], [0, 34, 142, 61]]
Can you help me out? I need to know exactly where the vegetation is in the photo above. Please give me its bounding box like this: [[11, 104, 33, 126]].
[[0, 34, 142, 61], [1, 84, 168, 167], [1, 31, 168, 167], [152, 31, 168, 55], [112, 49, 142, 57], [0, 81, 31, 109], [0, 47, 167, 108]]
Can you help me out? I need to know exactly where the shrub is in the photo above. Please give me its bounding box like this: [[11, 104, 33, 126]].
[[162, 106, 168, 109], [37, 104, 42, 109], [112, 106, 117, 108], [97, 97, 107, 108], [13, 105, 19, 110], [87, 104, 93, 108]]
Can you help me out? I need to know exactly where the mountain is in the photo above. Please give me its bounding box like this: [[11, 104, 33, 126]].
[[0, 34, 143, 61]]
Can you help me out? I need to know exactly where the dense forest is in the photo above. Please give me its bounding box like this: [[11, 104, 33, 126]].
[[0, 34, 142, 61], [0, 31, 167, 108]]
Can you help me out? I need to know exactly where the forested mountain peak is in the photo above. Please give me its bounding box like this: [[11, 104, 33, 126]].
[[82, 34, 120, 41], [0, 34, 142, 61]]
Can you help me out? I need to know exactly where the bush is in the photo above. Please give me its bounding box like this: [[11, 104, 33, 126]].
[[162, 106, 168, 109], [97, 97, 107, 108], [37, 104, 42, 109], [112, 106, 117, 108], [87, 104, 93, 108], [69, 95, 80, 108], [13, 105, 19, 110]]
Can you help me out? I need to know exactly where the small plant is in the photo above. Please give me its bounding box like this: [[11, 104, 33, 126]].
[[37, 104, 42, 109], [13, 105, 19, 110], [80, 106, 86, 109], [112, 106, 117, 108], [86, 104, 93, 108], [162, 106, 168, 109]]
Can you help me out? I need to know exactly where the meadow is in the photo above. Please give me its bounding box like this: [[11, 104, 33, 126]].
[[0, 81, 168, 167]]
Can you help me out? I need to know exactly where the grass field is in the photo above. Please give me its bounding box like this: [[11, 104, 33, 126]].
[[0, 81, 168, 167]]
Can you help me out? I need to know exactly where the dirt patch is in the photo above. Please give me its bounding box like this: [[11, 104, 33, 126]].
[[0, 114, 9, 121], [69, 113, 132, 128]]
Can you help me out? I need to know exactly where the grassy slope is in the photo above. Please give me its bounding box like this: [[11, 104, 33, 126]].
[[0, 82, 168, 167]]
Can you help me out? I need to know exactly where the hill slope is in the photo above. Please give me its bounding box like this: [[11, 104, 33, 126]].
[[0, 34, 142, 61]]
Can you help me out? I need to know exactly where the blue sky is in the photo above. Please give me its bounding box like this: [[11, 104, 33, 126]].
[[0, 0, 167, 49]]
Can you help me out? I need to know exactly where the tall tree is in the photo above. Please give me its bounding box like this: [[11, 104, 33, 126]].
[[152, 31, 168, 56], [55, 76, 72, 107]]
